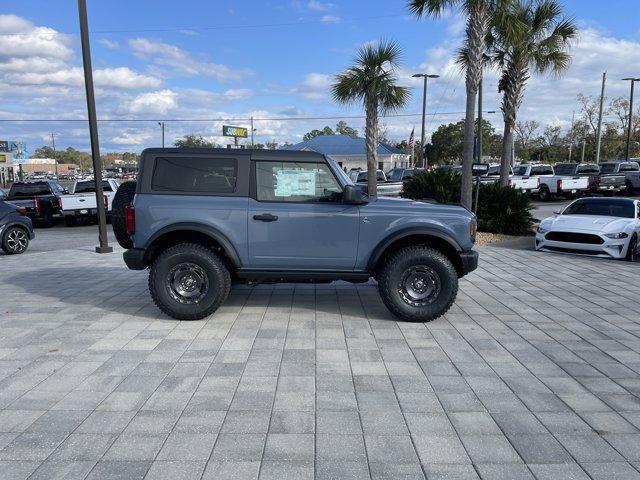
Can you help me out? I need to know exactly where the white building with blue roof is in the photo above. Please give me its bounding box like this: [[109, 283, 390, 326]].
[[280, 135, 411, 172]]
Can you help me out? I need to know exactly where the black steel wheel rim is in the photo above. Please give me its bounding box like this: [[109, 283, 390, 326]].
[[6, 229, 27, 253], [166, 263, 209, 304], [398, 265, 441, 307]]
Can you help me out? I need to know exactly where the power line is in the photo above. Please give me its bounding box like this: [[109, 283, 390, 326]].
[[0, 13, 405, 38], [0, 110, 499, 123]]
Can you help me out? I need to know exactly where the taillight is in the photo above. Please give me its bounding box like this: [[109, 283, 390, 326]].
[[17, 207, 26, 216], [34, 196, 40, 212], [536, 178, 540, 187], [54, 197, 61, 208], [557, 179, 562, 191], [103, 195, 108, 210], [125, 205, 135, 235], [594, 176, 601, 185]]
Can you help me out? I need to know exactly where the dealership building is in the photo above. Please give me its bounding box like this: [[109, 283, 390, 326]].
[[280, 135, 411, 172]]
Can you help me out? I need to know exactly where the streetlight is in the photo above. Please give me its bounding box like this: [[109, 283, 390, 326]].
[[158, 122, 165, 148], [412, 73, 439, 168], [622, 77, 640, 161]]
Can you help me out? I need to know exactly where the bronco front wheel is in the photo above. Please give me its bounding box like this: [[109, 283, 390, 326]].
[[377, 246, 458, 322], [149, 243, 231, 320]]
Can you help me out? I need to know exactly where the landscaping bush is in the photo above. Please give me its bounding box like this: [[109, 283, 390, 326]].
[[401, 171, 534, 236], [401, 170, 461, 204], [476, 182, 534, 235]]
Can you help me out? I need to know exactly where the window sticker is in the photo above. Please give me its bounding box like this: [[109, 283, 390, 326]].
[[274, 169, 316, 197]]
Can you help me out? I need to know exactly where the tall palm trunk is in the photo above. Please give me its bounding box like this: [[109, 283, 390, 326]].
[[461, 1, 489, 209], [365, 96, 379, 197], [499, 65, 528, 186]]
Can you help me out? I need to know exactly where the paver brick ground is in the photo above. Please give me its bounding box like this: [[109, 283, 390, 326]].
[[1, 242, 640, 479]]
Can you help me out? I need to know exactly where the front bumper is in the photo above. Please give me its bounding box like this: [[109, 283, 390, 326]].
[[535, 232, 628, 259], [459, 250, 479, 276], [123, 248, 147, 270]]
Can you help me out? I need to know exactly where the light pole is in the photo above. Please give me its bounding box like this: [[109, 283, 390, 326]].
[[622, 77, 640, 161], [158, 122, 165, 148], [412, 73, 439, 168], [50, 132, 57, 177], [78, 0, 112, 254]]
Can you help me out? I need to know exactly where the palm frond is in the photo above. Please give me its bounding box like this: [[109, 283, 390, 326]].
[[408, 0, 458, 18]]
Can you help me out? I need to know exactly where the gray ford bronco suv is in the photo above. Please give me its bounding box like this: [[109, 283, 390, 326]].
[[112, 148, 478, 322]]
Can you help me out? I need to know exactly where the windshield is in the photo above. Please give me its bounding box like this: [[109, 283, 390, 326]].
[[576, 165, 600, 174], [554, 164, 576, 175], [562, 198, 635, 218], [513, 166, 527, 176], [620, 162, 640, 172], [599, 164, 617, 174]]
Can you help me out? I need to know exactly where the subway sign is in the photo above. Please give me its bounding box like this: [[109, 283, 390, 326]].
[[222, 125, 248, 138]]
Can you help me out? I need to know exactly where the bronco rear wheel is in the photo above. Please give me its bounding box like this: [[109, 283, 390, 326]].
[[112, 181, 137, 249], [149, 243, 231, 320], [377, 246, 458, 322]]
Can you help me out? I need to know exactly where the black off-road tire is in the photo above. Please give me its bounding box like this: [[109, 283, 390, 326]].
[[377, 246, 458, 323], [111, 181, 137, 249], [2, 226, 29, 254], [149, 243, 231, 320], [538, 185, 551, 202], [626, 234, 638, 263]]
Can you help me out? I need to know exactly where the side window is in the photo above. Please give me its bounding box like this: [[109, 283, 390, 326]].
[[255, 161, 342, 203], [151, 157, 237, 194]]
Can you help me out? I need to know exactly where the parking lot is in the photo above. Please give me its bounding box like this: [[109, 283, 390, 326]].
[[0, 225, 639, 479]]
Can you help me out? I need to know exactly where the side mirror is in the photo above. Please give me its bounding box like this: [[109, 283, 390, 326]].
[[553, 209, 562, 215], [343, 184, 368, 205]]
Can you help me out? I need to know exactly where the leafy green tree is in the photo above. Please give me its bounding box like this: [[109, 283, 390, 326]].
[[425, 118, 501, 164], [335, 121, 358, 137], [331, 40, 410, 196], [302, 126, 335, 141], [489, 0, 577, 185], [173, 135, 219, 148], [409, 0, 495, 209]]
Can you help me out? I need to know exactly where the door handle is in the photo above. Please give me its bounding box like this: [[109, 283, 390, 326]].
[[253, 213, 278, 222]]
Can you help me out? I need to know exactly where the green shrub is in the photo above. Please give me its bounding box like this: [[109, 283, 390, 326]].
[[401, 170, 461, 204], [476, 182, 534, 235]]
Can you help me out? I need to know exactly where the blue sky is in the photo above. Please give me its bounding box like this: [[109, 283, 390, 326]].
[[1, 0, 639, 152]]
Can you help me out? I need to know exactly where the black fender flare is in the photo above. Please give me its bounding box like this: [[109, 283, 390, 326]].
[[144, 222, 242, 268], [366, 227, 462, 271]]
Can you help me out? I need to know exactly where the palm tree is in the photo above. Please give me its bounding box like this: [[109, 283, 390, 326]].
[[409, 0, 494, 209], [490, 0, 577, 186], [331, 40, 410, 197]]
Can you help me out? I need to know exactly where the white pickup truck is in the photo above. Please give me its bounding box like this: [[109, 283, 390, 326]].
[[512, 164, 589, 201], [60, 179, 120, 226], [485, 164, 539, 193]]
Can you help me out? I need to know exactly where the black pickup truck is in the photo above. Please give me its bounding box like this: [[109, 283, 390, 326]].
[[553, 163, 625, 196], [5, 180, 68, 227]]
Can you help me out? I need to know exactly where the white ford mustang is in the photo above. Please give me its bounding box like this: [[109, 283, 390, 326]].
[[536, 197, 640, 261]]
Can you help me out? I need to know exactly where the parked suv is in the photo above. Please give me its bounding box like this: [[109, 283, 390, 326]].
[[114, 149, 478, 322]]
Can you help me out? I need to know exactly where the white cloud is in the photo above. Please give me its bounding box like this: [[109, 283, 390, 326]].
[[321, 15, 340, 24], [129, 38, 252, 82], [6, 66, 161, 89], [112, 132, 153, 145], [99, 38, 119, 49], [0, 14, 73, 61], [125, 89, 178, 115], [308, 0, 334, 11]]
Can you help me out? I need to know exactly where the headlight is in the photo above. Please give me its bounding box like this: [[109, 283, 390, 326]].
[[604, 232, 629, 239], [537, 226, 549, 234]]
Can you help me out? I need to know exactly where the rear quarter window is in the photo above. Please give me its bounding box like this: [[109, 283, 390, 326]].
[[151, 157, 237, 193]]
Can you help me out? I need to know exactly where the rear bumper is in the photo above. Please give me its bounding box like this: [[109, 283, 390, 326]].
[[459, 250, 479, 277], [123, 248, 147, 270]]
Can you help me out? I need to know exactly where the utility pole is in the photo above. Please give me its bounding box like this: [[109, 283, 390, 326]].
[[50, 132, 57, 177], [78, 0, 112, 254], [412, 73, 439, 168], [581, 138, 586, 163], [623, 77, 640, 161], [250, 117, 254, 147], [568, 111, 575, 162], [595, 72, 606, 163], [477, 78, 483, 163], [158, 122, 165, 148]]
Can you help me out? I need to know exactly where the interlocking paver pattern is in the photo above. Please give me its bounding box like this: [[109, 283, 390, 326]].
[[1, 242, 640, 479]]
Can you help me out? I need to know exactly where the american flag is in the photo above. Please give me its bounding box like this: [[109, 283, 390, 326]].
[[408, 127, 415, 148]]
